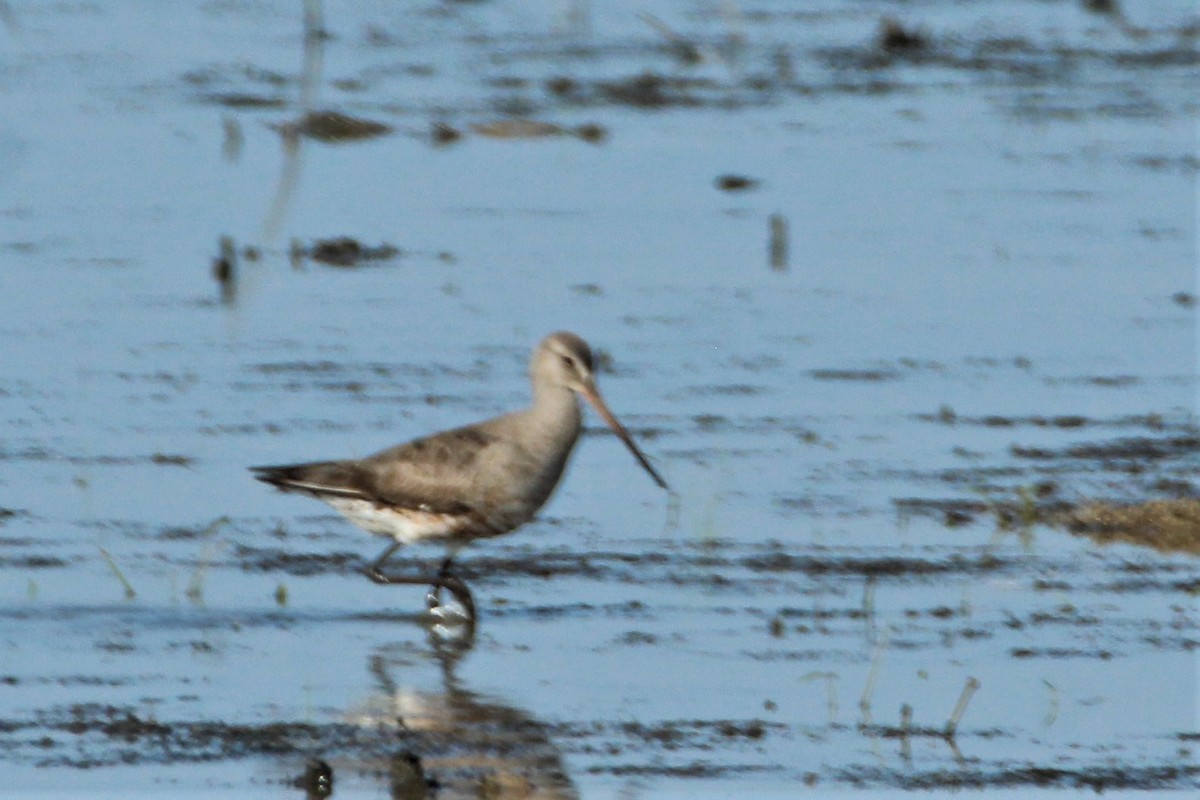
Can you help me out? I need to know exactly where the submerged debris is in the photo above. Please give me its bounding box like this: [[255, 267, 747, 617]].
[[877, 18, 930, 54], [473, 118, 567, 139], [221, 115, 244, 161], [597, 72, 680, 108], [810, 368, 900, 382], [638, 13, 704, 65], [470, 118, 607, 143], [894, 497, 992, 527], [212, 235, 237, 304], [430, 121, 462, 146], [715, 174, 758, 192], [277, 111, 393, 143], [769, 213, 788, 271], [292, 237, 401, 268], [203, 92, 286, 109], [1012, 435, 1200, 462]]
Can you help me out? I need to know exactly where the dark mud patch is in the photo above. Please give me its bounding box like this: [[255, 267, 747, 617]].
[[1033, 567, 1200, 596], [275, 110, 393, 143], [817, 19, 1200, 90], [894, 497, 994, 527], [1172, 291, 1197, 307], [234, 545, 365, 577], [606, 718, 776, 748], [538, 67, 778, 111], [0, 448, 195, 467], [682, 383, 768, 397], [876, 18, 930, 55], [0, 535, 43, 548], [896, 483, 1069, 529], [597, 762, 779, 779], [21, 705, 369, 767], [291, 237, 401, 268], [739, 551, 1004, 577], [227, 543, 1012, 587], [916, 409, 1181, 431], [810, 368, 900, 382], [837, 763, 1200, 791], [1011, 434, 1200, 463], [1010, 647, 1116, 660], [203, 92, 287, 109], [245, 359, 425, 380], [183, 62, 290, 109], [593, 72, 709, 109], [715, 174, 759, 192], [459, 8, 1200, 119], [0, 704, 793, 789], [0, 554, 70, 569]]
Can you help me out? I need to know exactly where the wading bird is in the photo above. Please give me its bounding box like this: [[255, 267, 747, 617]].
[[252, 332, 669, 620]]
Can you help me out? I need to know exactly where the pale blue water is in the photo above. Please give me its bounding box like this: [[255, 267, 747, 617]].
[[1, 0, 1196, 795]]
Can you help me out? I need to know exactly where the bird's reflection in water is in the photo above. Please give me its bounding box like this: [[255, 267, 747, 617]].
[[313, 623, 577, 799]]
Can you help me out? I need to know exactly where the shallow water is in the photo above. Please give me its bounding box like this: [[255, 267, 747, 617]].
[[1, 0, 1197, 796]]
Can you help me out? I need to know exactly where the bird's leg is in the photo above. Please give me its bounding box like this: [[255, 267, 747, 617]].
[[368, 542, 476, 620], [369, 541, 446, 586], [427, 556, 476, 621], [365, 541, 404, 584], [426, 556, 454, 606]]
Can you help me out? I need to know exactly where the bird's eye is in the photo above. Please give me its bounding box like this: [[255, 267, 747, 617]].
[[559, 354, 575, 368]]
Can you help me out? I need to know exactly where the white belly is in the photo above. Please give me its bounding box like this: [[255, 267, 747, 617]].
[[325, 498, 473, 544]]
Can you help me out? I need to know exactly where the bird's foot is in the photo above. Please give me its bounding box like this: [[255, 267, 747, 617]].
[[365, 555, 476, 622], [366, 565, 394, 585], [424, 586, 442, 612], [426, 574, 476, 623]]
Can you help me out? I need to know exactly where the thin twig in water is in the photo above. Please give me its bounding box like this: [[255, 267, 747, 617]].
[[944, 676, 981, 738], [637, 12, 701, 64], [859, 628, 890, 727], [98, 546, 136, 600], [800, 671, 839, 724], [1042, 679, 1059, 728], [187, 516, 230, 604], [769, 213, 788, 271], [861, 576, 877, 634]]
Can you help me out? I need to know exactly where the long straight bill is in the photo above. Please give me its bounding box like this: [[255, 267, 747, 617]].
[[581, 385, 670, 491]]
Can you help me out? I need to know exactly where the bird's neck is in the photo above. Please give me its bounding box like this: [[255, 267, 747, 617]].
[[531, 382, 582, 430]]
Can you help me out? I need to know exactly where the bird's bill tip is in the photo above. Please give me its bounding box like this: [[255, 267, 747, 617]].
[[579, 385, 670, 491]]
